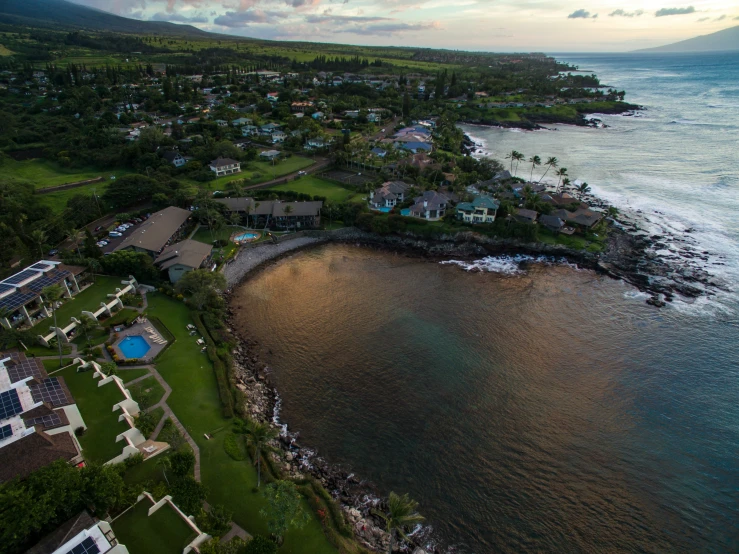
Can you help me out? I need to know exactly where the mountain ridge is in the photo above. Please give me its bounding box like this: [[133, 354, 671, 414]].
[[634, 25, 739, 53]]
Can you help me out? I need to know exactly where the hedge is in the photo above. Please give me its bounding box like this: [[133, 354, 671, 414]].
[[224, 432, 246, 461], [192, 312, 234, 418]]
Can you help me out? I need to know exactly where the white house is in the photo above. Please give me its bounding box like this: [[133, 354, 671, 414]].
[[209, 157, 241, 177], [161, 151, 186, 168], [271, 131, 287, 144], [370, 181, 410, 209]]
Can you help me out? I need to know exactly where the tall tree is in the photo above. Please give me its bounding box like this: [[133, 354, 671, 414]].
[[259, 481, 309, 544], [555, 167, 569, 192], [42, 284, 66, 368], [244, 419, 278, 488], [538, 156, 558, 184], [528, 155, 542, 183], [373, 492, 425, 554]]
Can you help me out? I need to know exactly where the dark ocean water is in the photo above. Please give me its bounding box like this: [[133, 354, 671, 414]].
[[230, 53, 739, 553]]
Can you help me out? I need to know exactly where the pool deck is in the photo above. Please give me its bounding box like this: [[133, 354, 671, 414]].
[[231, 230, 262, 245], [112, 321, 167, 362]]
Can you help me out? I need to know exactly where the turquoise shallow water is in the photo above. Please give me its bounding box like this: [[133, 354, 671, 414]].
[[231, 244, 739, 553]]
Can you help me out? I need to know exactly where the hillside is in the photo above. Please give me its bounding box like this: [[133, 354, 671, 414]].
[[635, 25, 739, 53], [0, 0, 215, 37]]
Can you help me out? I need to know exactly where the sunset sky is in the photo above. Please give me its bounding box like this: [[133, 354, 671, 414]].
[[68, 0, 739, 51]]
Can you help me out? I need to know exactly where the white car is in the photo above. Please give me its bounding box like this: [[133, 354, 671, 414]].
[[98, 240, 108, 246], [109, 231, 122, 238]]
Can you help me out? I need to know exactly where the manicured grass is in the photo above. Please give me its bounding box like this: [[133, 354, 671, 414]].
[[123, 448, 178, 488], [38, 182, 110, 214], [268, 176, 358, 202], [112, 499, 196, 554], [71, 326, 110, 346], [118, 368, 152, 383], [0, 157, 130, 189], [31, 276, 123, 332], [58, 365, 129, 463], [191, 225, 243, 246], [42, 358, 74, 372], [128, 376, 166, 407], [103, 308, 140, 328], [191, 156, 314, 191], [23, 344, 72, 357], [145, 294, 337, 553]]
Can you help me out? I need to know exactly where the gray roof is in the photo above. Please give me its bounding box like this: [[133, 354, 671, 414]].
[[539, 214, 564, 229], [411, 190, 449, 213], [272, 201, 323, 217], [513, 209, 538, 223], [551, 208, 602, 228], [115, 206, 191, 254], [216, 198, 322, 217], [210, 157, 239, 168], [154, 239, 213, 271]]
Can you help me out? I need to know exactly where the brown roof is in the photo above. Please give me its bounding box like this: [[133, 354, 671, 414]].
[[0, 430, 79, 483], [115, 206, 191, 254], [154, 239, 213, 271], [513, 209, 538, 224], [26, 511, 96, 554]]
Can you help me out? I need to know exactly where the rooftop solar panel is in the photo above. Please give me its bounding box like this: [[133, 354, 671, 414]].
[[0, 389, 23, 419], [4, 355, 45, 383], [0, 424, 12, 440], [3, 270, 38, 285], [0, 283, 15, 294], [29, 262, 54, 271], [31, 378, 68, 407], [25, 412, 62, 428], [0, 290, 37, 312], [68, 536, 100, 554], [27, 271, 69, 293]]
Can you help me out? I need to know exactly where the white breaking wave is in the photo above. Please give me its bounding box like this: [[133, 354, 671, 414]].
[[441, 255, 579, 274]]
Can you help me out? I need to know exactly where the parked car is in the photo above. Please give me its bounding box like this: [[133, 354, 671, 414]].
[[133, 218, 142, 223], [98, 240, 108, 246], [47, 249, 59, 256], [297, 171, 306, 176], [109, 231, 122, 238], [94, 225, 104, 232]]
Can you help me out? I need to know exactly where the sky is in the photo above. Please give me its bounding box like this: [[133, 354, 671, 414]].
[[67, 0, 739, 51]]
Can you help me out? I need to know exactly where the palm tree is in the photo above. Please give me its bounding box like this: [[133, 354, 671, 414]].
[[156, 455, 171, 485], [528, 155, 541, 183], [576, 182, 591, 200], [560, 177, 571, 193], [86, 258, 101, 284], [505, 150, 523, 174], [29, 229, 48, 258], [373, 492, 425, 554], [77, 314, 97, 350], [244, 419, 278, 488], [512, 151, 524, 176], [282, 204, 294, 231], [538, 156, 558, 184], [555, 168, 568, 192], [42, 284, 65, 369], [607, 206, 619, 219]]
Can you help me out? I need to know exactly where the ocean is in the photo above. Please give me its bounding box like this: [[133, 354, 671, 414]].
[[229, 53, 739, 553]]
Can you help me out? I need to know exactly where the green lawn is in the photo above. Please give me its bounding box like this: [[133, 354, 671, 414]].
[[59, 364, 129, 463], [71, 326, 110, 346], [190, 156, 315, 191], [128, 376, 167, 408], [191, 225, 243, 246], [38, 182, 110, 214], [42, 358, 74, 372], [145, 294, 337, 553], [0, 157, 130, 189], [268, 176, 358, 202], [32, 276, 123, 332], [117, 367, 152, 383], [23, 344, 72, 357], [112, 499, 196, 554]]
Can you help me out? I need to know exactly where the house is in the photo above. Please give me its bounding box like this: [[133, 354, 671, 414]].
[[271, 131, 287, 144], [115, 206, 191, 256], [0, 261, 84, 330], [266, 92, 279, 102], [367, 112, 381, 123], [538, 214, 565, 233], [0, 352, 86, 483], [409, 191, 450, 221], [209, 157, 241, 177], [540, 192, 578, 207], [232, 117, 252, 126], [551, 207, 602, 229], [512, 208, 538, 225], [344, 110, 360, 119], [214, 119, 228, 127], [395, 141, 433, 154], [369, 181, 410, 209], [216, 198, 323, 229], [241, 125, 258, 137], [154, 239, 213, 283], [306, 138, 329, 150], [232, 139, 252, 150], [259, 150, 281, 161], [26, 511, 129, 554], [456, 196, 500, 224], [312, 111, 324, 120], [161, 151, 186, 168]]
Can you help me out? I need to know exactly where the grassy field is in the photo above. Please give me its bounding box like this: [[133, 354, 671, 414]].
[[268, 176, 359, 202], [117, 367, 152, 384], [38, 181, 110, 214], [112, 499, 196, 554], [31, 276, 122, 332], [128, 375, 167, 407], [59, 364, 129, 463], [0, 157, 130, 188], [191, 156, 315, 191], [144, 294, 337, 553]]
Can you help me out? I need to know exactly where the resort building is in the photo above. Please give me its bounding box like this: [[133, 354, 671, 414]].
[[27, 511, 129, 554], [0, 261, 85, 330], [115, 207, 192, 256], [369, 181, 411, 210], [409, 191, 450, 221], [209, 157, 241, 177], [0, 351, 86, 483], [216, 198, 323, 229], [456, 196, 500, 224], [154, 239, 213, 283]]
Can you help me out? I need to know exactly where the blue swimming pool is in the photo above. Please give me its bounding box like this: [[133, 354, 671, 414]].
[[118, 336, 151, 359], [400, 209, 411, 216], [376, 207, 392, 213], [234, 232, 259, 241]]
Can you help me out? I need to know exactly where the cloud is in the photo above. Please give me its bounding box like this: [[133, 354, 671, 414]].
[[714, 15, 726, 21], [304, 13, 440, 34], [151, 11, 209, 23], [568, 9, 597, 19], [214, 8, 289, 26], [697, 16, 709, 21], [608, 9, 644, 17], [654, 6, 695, 17]]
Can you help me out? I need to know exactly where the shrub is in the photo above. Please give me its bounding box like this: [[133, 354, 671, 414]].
[[170, 476, 206, 516], [123, 452, 144, 469], [170, 450, 196, 478], [243, 535, 277, 554], [134, 412, 157, 438], [75, 426, 86, 436], [223, 433, 246, 461]]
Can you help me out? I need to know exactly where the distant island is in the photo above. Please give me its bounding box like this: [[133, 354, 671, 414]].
[[634, 25, 739, 53]]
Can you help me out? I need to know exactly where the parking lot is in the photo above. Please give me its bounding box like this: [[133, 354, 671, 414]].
[[92, 215, 150, 254]]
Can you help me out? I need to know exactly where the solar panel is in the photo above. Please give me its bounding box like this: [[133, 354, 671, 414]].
[[0, 283, 15, 294], [31, 378, 68, 406], [4, 355, 45, 383], [0, 389, 23, 419], [3, 270, 38, 285], [68, 536, 100, 554], [0, 424, 12, 439], [0, 290, 37, 312], [25, 412, 62, 428], [27, 271, 70, 293], [29, 262, 54, 271]]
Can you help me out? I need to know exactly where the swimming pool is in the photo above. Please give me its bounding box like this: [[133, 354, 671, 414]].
[[234, 232, 260, 242], [400, 209, 411, 216], [376, 207, 392, 213], [117, 336, 151, 359]]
